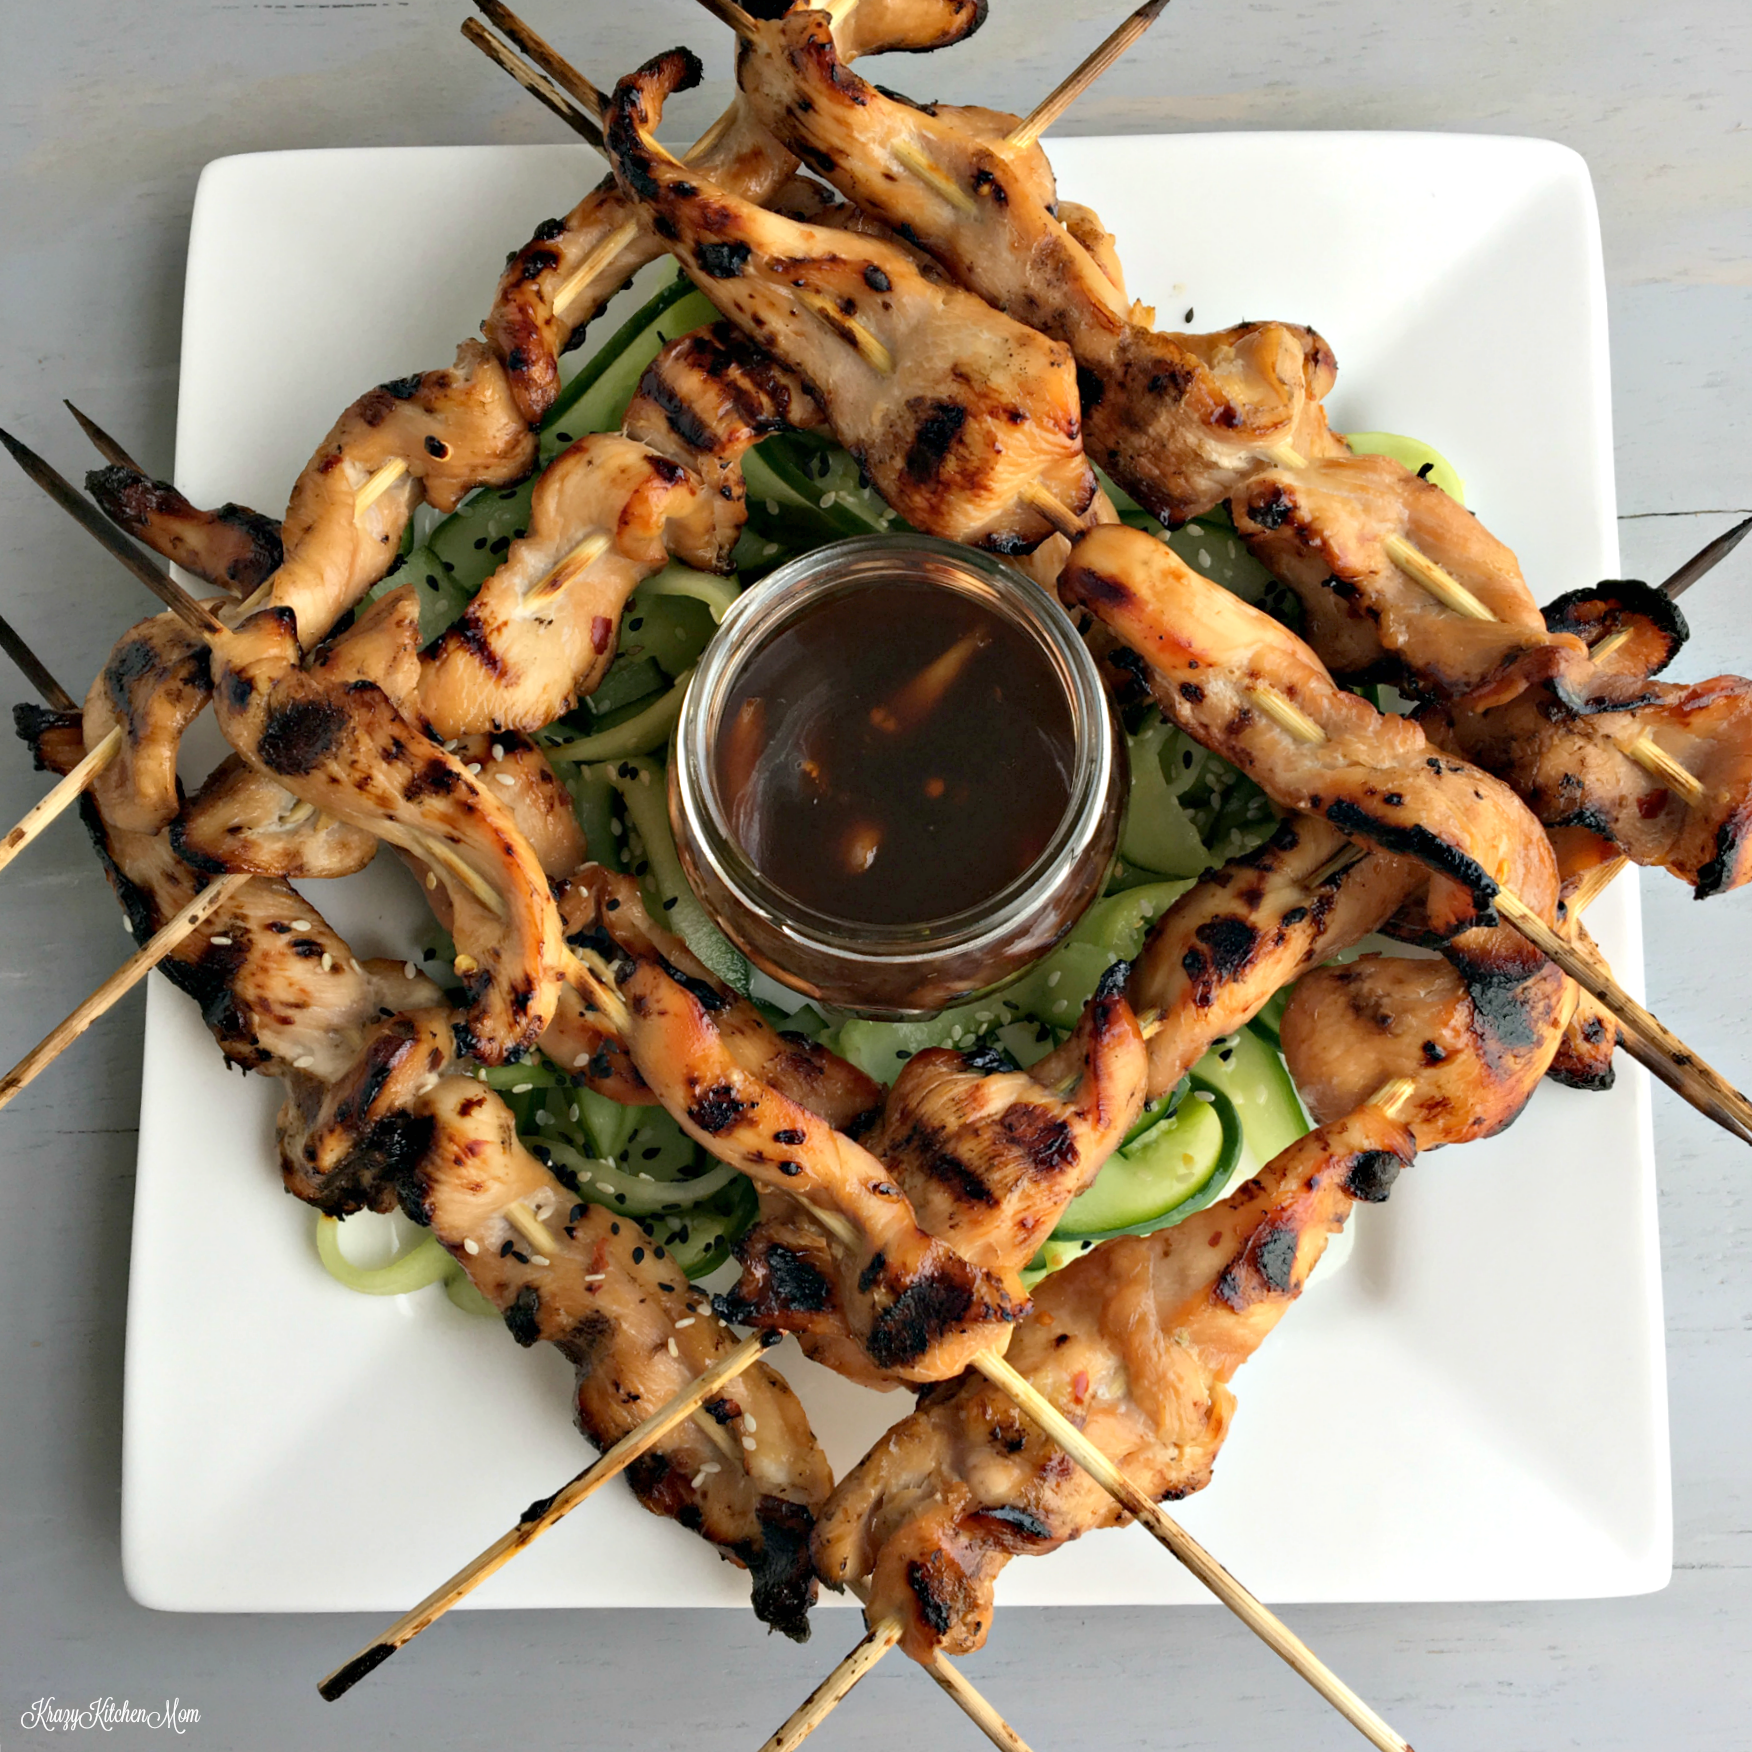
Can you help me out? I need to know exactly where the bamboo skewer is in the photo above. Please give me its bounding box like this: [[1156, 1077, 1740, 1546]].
[[318, 1331, 776, 1700], [0, 872, 249, 1115], [63, 400, 147, 473], [0, 725, 122, 877], [757, 1616, 905, 1752], [1005, 0, 1170, 150], [0, 613, 77, 712], [459, 16, 604, 145], [1661, 512, 1750, 599]]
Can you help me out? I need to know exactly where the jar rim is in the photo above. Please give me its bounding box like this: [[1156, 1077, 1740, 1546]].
[[672, 533, 1116, 965]]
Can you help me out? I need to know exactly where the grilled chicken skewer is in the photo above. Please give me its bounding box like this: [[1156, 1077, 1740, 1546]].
[[603, 47, 1096, 553]]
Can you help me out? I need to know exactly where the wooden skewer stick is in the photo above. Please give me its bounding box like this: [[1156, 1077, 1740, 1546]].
[[1006, 0, 1171, 151], [0, 725, 122, 877], [0, 872, 250, 1115], [1381, 533, 1495, 622], [1019, 481, 1088, 542], [318, 1331, 776, 1701], [353, 458, 407, 521], [842, 1581, 1036, 1752], [1237, 678, 1752, 1143], [473, 0, 607, 119], [0, 613, 78, 712], [1661, 512, 1751, 600], [63, 400, 147, 474], [691, 0, 760, 41], [1625, 730, 1705, 805], [970, 1347, 1413, 1752], [756, 1616, 905, 1752], [459, 16, 604, 146], [0, 427, 226, 639]]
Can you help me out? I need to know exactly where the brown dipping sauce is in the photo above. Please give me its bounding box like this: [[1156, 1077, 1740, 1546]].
[[715, 581, 1075, 927]]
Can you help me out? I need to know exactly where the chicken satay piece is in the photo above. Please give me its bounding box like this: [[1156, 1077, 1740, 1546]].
[[484, 0, 988, 423], [1280, 951, 1572, 1148], [1232, 454, 1592, 710], [212, 607, 569, 1063], [450, 730, 587, 879], [1541, 576, 1689, 695], [815, 1104, 1418, 1664], [621, 320, 826, 570], [171, 754, 379, 880], [1539, 825, 1623, 1092], [1060, 522, 1561, 971], [81, 610, 214, 835], [269, 341, 535, 647], [85, 463, 282, 593], [17, 703, 435, 1074], [604, 48, 1094, 554], [1128, 814, 1425, 1099], [1430, 671, 1752, 898], [729, 12, 1342, 522], [575, 899, 1023, 1383], [416, 434, 709, 739], [862, 966, 1147, 1278]]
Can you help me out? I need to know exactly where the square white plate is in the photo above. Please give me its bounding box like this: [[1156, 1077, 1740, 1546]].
[[122, 133, 1669, 1612]]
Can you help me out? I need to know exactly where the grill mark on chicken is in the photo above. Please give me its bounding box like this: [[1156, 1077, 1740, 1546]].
[[85, 464, 283, 592], [604, 48, 1093, 554], [815, 1106, 1418, 1664]]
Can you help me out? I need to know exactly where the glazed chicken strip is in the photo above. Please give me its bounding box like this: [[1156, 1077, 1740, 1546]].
[[863, 965, 1147, 1278], [172, 754, 379, 880], [483, 0, 988, 424], [1128, 814, 1423, 1099], [571, 894, 1024, 1383], [1233, 455, 1591, 709], [605, 48, 1095, 554], [282, 1004, 832, 1640], [1281, 951, 1572, 1147], [1431, 670, 1752, 898], [1060, 522, 1561, 971], [212, 607, 569, 1063], [81, 609, 215, 836], [85, 462, 282, 593], [816, 1103, 1418, 1664]]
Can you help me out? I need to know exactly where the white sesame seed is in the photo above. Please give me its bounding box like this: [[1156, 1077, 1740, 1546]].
[[639, 767, 651, 784], [463, 1237, 480, 1255], [761, 542, 779, 557], [820, 491, 837, 508], [573, 1052, 590, 1067], [425, 872, 437, 889], [638, 1171, 655, 1182], [492, 743, 504, 761], [1046, 970, 1061, 987], [321, 952, 333, 971], [610, 819, 624, 837], [122, 919, 133, 934], [569, 1105, 580, 1122], [690, 1468, 708, 1489], [512, 1083, 533, 1094], [765, 499, 780, 515], [535, 1109, 552, 1126], [351, 959, 365, 975], [577, 1171, 591, 1183], [1187, 524, 1204, 538], [293, 1055, 315, 1069], [210, 935, 232, 946], [1198, 548, 1212, 569], [1052, 999, 1068, 1013], [584, 1272, 607, 1281], [667, 1337, 679, 1358], [405, 962, 419, 979], [743, 1414, 757, 1433], [674, 1316, 695, 1328], [741, 1436, 757, 1451], [466, 762, 481, 774], [529, 1254, 550, 1267], [495, 773, 516, 787], [1194, 1088, 1217, 1102], [291, 920, 311, 931]]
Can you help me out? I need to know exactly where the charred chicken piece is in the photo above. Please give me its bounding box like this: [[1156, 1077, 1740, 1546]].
[[484, 0, 988, 424], [1542, 575, 1689, 697], [1281, 951, 1572, 1148], [605, 48, 1094, 554], [212, 607, 569, 1063], [862, 968, 1147, 1278], [171, 754, 378, 880], [729, 12, 1342, 524], [572, 888, 1023, 1383], [1128, 814, 1424, 1100], [269, 341, 534, 647], [85, 463, 282, 593], [1431, 671, 1752, 899], [815, 1104, 1418, 1664], [1060, 522, 1561, 974], [81, 610, 214, 835], [1232, 454, 1592, 710]]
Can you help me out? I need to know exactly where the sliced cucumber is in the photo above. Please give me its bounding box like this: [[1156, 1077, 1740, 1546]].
[[1196, 1022, 1310, 1171], [1053, 1085, 1241, 1241]]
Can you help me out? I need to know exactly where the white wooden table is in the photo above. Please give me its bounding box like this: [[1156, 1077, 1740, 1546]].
[[1, 2, 1747, 1747]]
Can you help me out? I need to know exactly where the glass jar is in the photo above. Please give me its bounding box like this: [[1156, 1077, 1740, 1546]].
[[670, 534, 1125, 1018]]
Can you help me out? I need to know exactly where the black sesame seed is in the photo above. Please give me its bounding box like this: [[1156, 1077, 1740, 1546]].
[[632, 1246, 645, 1263]]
